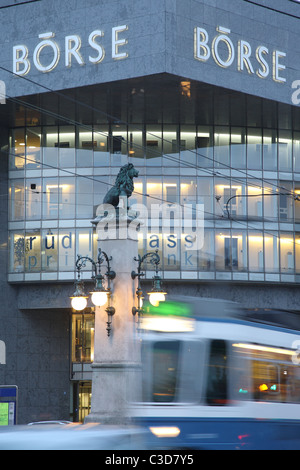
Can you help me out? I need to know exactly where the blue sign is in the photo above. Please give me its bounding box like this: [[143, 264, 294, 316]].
[[0, 386, 18, 425]]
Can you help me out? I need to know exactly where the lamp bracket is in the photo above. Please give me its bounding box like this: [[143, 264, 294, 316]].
[[106, 306, 115, 316]]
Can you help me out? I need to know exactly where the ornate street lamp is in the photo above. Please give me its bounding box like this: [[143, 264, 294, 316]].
[[131, 250, 167, 323], [70, 249, 116, 336], [70, 278, 89, 312]]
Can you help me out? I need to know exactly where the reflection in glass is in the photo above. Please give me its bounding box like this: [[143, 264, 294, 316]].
[[247, 128, 262, 169], [214, 126, 229, 168], [146, 125, 162, 166], [278, 130, 292, 171], [25, 178, 41, 220], [26, 127, 41, 169], [263, 129, 277, 170], [9, 180, 24, 221], [152, 341, 180, 402], [43, 126, 58, 168], [231, 127, 246, 169], [280, 234, 294, 272], [248, 232, 263, 272], [77, 129, 93, 167], [59, 177, 75, 219], [264, 233, 279, 273], [94, 125, 109, 166], [72, 313, 95, 363], [25, 231, 41, 272], [58, 125, 75, 167], [42, 229, 58, 272]]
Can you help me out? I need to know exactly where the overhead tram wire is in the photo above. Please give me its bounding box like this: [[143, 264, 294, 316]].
[[1, 67, 299, 202], [5, 92, 300, 237], [0, 14, 299, 254], [4, 116, 300, 252], [0, 0, 41, 10], [6, 147, 300, 255], [0, 63, 299, 202], [5, 90, 300, 208], [5, 148, 217, 222], [6, 91, 298, 227], [5, 121, 300, 253], [240, 0, 300, 20], [1, 67, 300, 228]]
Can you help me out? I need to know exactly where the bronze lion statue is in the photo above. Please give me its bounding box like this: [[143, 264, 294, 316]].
[[103, 163, 139, 208]]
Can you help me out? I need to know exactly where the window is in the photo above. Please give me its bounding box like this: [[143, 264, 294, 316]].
[[225, 237, 238, 269], [43, 126, 58, 168], [10, 232, 25, 272], [264, 233, 279, 273], [163, 124, 180, 166], [247, 128, 262, 169], [9, 180, 24, 221], [247, 185, 263, 217], [279, 182, 294, 221], [72, 313, 95, 363], [152, 341, 180, 402], [263, 129, 277, 170], [233, 342, 300, 403], [78, 382, 92, 423], [25, 231, 41, 272], [93, 125, 109, 167], [214, 127, 230, 168], [41, 229, 58, 272], [248, 232, 264, 272], [43, 177, 58, 219], [231, 127, 246, 169], [278, 130, 292, 171], [58, 126, 75, 167], [76, 177, 93, 219], [26, 127, 41, 169], [73, 381, 92, 423], [146, 125, 162, 166], [280, 234, 294, 272], [58, 177, 75, 219], [206, 340, 228, 405], [199, 229, 214, 271], [10, 128, 25, 169], [25, 178, 41, 220]]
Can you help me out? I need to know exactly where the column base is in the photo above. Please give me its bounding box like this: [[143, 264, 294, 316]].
[[84, 362, 141, 425]]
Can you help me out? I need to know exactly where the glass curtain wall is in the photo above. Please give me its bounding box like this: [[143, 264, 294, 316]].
[[7, 78, 300, 282]]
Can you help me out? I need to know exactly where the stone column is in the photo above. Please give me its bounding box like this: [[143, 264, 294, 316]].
[[85, 208, 141, 424]]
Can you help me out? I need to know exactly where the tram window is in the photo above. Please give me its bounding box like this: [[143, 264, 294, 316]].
[[252, 361, 300, 403], [283, 366, 300, 403], [252, 361, 280, 401], [152, 341, 180, 402], [232, 342, 300, 404], [206, 340, 228, 406]]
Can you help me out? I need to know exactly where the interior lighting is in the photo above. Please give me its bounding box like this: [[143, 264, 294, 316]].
[[232, 343, 295, 357]]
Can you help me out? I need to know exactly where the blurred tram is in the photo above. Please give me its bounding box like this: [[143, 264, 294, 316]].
[[132, 296, 300, 450]]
